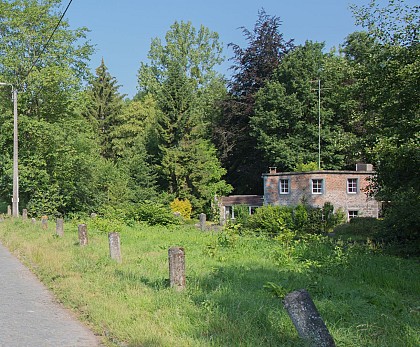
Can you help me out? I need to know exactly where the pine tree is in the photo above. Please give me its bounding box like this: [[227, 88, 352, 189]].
[[84, 59, 125, 159]]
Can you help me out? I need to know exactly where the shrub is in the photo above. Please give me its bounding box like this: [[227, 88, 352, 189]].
[[231, 204, 252, 225], [134, 201, 179, 226], [243, 203, 345, 237], [334, 217, 383, 239], [170, 198, 192, 220], [247, 205, 294, 237], [26, 184, 63, 218], [89, 217, 124, 234]]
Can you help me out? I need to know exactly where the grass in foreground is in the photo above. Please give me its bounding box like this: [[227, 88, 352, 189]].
[[0, 217, 419, 346]]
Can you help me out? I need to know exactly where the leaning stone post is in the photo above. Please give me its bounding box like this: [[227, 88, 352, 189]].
[[283, 289, 336, 347], [108, 232, 122, 263], [56, 218, 64, 237], [199, 213, 206, 231], [22, 209, 28, 220], [41, 215, 48, 230], [168, 247, 185, 291], [7, 205, 11, 216], [78, 224, 88, 246]]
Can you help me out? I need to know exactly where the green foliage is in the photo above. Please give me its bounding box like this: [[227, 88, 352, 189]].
[[170, 198, 192, 220], [214, 9, 294, 194], [88, 216, 124, 234], [134, 201, 179, 226], [381, 188, 420, 242], [294, 161, 319, 172], [334, 217, 384, 240], [137, 21, 229, 212], [252, 41, 359, 171], [345, 0, 420, 240], [26, 183, 63, 218], [263, 282, 289, 299], [231, 204, 251, 225], [244, 203, 344, 237], [1, 220, 419, 346], [247, 205, 294, 237], [83, 59, 125, 159]]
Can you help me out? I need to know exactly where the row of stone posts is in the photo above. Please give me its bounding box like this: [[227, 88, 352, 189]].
[[3, 209, 335, 344], [26, 216, 186, 290]]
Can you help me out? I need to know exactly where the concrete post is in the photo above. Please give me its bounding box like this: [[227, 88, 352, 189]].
[[22, 209, 28, 220], [56, 218, 64, 237], [7, 205, 11, 216], [41, 215, 48, 230], [108, 232, 122, 263], [283, 289, 336, 347], [78, 224, 88, 246], [199, 213, 206, 231], [168, 247, 185, 291]]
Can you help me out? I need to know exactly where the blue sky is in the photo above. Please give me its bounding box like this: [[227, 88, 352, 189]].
[[64, 0, 402, 97]]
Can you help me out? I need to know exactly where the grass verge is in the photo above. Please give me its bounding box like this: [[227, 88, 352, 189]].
[[0, 217, 419, 346]]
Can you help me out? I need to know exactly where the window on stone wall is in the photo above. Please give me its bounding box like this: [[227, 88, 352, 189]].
[[279, 179, 290, 194], [347, 178, 358, 194], [348, 210, 358, 220], [312, 179, 323, 194]]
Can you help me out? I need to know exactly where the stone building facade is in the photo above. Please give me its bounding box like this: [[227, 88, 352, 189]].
[[217, 195, 264, 225], [262, 165, 380, 220]]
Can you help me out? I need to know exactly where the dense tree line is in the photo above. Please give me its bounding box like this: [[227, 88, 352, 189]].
[[0, 0, 418, 236]]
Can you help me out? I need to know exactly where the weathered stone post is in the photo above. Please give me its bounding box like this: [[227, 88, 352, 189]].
[[31, 218, 36, 224], [283, 289, 336, 347], [41, 215, 48, 230], [90, 213, 97, 219], [56, 218, 64, 237], [108, 232, 122, 263], [199, 213, 206, 231], [7, 205, 11, 216], [78, 224, 88, 246], [168, 247, 185, 291], [22, 209, 28, 220]]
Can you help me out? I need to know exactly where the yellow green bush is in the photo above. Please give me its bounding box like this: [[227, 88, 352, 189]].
[[170, 198, 192, 220]]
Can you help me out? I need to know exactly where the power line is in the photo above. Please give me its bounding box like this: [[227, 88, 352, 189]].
[[23, 0, 74, 82]]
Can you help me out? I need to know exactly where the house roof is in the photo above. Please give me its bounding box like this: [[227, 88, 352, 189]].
[[219, 195, 264, 206], [262, 170, 375, 177]]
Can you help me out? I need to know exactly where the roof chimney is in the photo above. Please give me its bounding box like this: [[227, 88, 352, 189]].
[[356, 163, 373, 171], [269, 167, 277, 174]]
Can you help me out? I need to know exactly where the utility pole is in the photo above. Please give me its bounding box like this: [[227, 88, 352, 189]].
[[0, 83, 19, 216], [12, 87, 19, 217]]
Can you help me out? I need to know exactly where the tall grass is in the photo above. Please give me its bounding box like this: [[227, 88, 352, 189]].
[[0, 217, 418, 346]]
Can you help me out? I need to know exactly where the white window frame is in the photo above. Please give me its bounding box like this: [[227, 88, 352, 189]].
[[279, 179, 290, 194], [225, 206, 234, 220], [347, 178, 358, 194], [312, 179, 324, 194], [249, 206, 258, 215]]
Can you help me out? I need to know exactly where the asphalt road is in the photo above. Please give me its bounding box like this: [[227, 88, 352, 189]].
[[0, 241, 103, 347]]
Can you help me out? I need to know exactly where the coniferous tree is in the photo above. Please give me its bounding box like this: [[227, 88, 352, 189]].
[[84, 59, 125, 159], [138, 21, 231, 213]]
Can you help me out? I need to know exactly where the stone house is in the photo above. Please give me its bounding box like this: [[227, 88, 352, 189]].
[[217, 195, 264, 225], [262, 164, 380, 220]]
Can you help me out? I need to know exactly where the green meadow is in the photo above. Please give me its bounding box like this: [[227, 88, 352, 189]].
[[0, 217, 418, 347]]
